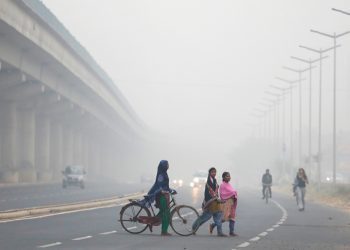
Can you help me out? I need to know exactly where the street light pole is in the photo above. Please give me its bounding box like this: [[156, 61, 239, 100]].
[[275, 77, 302, 176], [260, 102, 274, 145], [283, 66, 311, 168], [269, 86, 291, 178], [265, 91, 282, 148], [290, 56, 326, 180], [332, 8, 350, 15], [310, 29, 350, 184], [262, 98, 280, 145], [275, 77, 304, 176], [299, 45, 338, 186]]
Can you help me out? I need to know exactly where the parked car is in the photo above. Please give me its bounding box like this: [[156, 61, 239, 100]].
[[62, 165, 86, 189], [190, 170, 207, 188]]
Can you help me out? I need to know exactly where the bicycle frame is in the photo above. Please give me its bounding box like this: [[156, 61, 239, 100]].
[[145, 193, 177, 217], [120, 192, 199, 236]]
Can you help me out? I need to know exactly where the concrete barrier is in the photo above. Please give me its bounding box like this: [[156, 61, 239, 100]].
[[0, 192, 145, 221]]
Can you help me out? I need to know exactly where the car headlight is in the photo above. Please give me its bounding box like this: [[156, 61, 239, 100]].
[[190, 182, 194, 187], [173, 180, 177, 184], [194, 177, 199, 183]]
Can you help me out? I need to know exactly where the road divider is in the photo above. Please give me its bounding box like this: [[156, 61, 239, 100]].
[[0, 192, 145, 221]]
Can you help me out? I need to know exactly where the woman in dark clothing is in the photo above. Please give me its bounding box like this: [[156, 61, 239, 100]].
[[293, 168, 309, 211], [146, 160, 174, 236], [192, 167, 226, 236]]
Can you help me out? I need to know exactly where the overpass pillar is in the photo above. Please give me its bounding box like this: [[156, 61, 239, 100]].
[[81, 135, 89, 172], [0, 101, 18, 183], [35, 115, 51, 182], [62, 126, 73, 167], [50, 122, 63, 180], [17, 107, 36, 183], [73, 131, 82, 165]]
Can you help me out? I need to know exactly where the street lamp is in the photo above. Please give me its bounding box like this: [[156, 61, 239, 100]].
[[260, 101, 274, 143], [332, 8, 350, 15], [299, 45, 338, 186], [290, 55, 326, 180], [283, 66, 311, 168], [269, 85, 292, 177], [275, 77, 305, 177], [310, 28, 350, 184], [262, 97, 280, 163]]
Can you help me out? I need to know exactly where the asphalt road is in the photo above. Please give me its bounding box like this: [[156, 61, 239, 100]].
[[0, 186, 349, 250], [0, 179, 149, 211]]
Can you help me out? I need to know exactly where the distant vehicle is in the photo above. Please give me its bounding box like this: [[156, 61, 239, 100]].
[[62, 165, 86, 189], [172, 178, 184, 188], [190, 170, 207, 188]]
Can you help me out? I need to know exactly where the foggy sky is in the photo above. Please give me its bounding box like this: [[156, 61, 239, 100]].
[[41, 0, 350, 176]]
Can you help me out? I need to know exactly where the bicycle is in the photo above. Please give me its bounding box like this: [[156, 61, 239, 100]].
[[119, 192, 199, 236], [263, 184, 271, 204], [294, 185, 305, 211]]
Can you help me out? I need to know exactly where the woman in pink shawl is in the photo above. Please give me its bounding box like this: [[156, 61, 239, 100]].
[[210, 171, 238, 236]]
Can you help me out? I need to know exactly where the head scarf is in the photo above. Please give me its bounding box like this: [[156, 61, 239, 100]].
[[147, 160, 170, 196], [204, 167, 218, 202]]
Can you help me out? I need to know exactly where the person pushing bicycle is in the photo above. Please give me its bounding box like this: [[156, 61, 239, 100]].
[[262, 169, 272, 199], [145, 160, 176, 236]]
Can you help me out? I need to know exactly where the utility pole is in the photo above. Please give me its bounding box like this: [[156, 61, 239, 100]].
[[283, 66, 311, 168], [290, 56, 326, 181], [310, 28, 350, 184], [275, 77, 303, 178], [299, 44, 338, 186]]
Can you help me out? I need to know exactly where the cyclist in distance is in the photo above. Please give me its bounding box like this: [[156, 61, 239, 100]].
[[262, 169, 272, 199]]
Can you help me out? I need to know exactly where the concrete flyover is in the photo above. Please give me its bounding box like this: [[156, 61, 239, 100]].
[[0, 0, 147, 184]]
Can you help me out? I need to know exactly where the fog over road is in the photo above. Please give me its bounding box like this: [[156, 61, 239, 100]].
[[0, 184, 349, 250]]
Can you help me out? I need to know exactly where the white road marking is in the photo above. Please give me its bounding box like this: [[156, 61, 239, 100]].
[[72, 236, 92, 241], [0, 203, 121, 223], [231, 199, 288, 250], [37, 242, 62, 248], [99, 230, 117, 235], [249, 236, 260, 241], [127, 226, 137, 230], [237, 242, 250, 248]]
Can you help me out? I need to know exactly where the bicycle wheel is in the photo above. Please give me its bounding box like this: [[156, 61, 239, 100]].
[[119, 202, 151, 234], [170, 205, 199, 236], [265, 188, 269, 204]]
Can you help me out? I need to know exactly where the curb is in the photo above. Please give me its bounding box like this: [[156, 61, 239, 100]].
[[0, 192, 145, 220]]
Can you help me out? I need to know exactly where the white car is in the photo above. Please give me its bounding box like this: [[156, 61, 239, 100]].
[[62, 165, 86, 189], [190, 170, 207, 188]]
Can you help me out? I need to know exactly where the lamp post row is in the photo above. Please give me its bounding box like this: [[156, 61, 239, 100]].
[[251, 7, 350, 184]]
